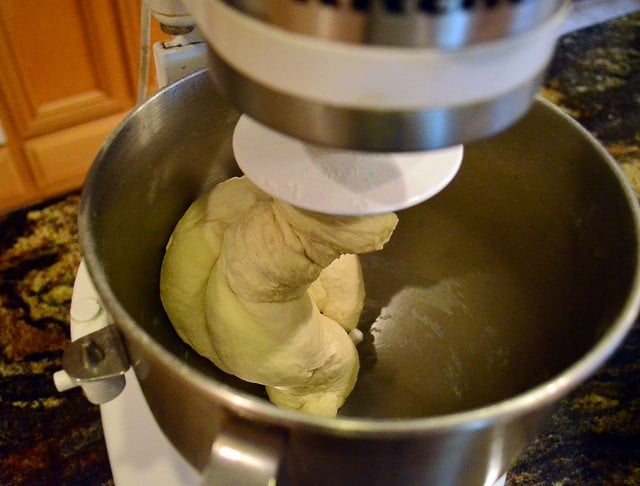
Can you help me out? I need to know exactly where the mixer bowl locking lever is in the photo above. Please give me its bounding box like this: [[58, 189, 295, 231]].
[[53, 261, 131, 404]]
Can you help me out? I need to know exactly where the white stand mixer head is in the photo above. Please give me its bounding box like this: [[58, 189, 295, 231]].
[[233, 115, 463, 215]]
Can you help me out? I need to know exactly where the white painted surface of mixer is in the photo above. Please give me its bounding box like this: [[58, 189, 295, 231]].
[[100, 371, 199, 485]]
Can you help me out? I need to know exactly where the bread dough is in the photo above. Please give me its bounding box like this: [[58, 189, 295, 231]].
[[160, 176, 397, 416]]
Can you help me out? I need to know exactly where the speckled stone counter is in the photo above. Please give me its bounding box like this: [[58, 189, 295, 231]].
[[0, 195, 112, 485], [1, 11, 639, 486]]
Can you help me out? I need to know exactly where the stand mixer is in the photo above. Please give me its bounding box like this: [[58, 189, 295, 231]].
[[144, 0, 569, 214], [51, 1, 614, 485]]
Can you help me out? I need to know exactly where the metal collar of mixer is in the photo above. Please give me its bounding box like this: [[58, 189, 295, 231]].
[[208, 45, 545, 151], [183, 0, 570, 151], [219, 0, 569, 49]]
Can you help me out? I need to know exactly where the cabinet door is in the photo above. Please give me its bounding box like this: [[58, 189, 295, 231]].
[[0, 0, 133, 138], [0, 0, 175, 211], [0, 0, 139, 208], [0, 146, 32, 209]]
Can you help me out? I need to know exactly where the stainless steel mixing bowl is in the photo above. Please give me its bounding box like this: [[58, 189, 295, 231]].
[[80, 71, 640, 485]]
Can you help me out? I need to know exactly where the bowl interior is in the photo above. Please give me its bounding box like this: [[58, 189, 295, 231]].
[[81, 72, 639, 418]]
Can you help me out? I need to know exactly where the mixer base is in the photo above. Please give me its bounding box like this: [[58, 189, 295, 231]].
[[100, 370, 199, 485]]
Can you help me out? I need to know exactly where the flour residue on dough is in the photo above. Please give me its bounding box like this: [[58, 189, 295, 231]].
[[160, 176, 397, 416]]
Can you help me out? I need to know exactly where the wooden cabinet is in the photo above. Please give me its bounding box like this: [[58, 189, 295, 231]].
[[0, 0, 168, 212]]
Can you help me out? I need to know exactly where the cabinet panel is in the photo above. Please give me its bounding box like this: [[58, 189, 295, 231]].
[[0, 147, 31, 209], [0, 0, 133, 138], [24, 112, 127, 196], [0, 1, 175, 212]]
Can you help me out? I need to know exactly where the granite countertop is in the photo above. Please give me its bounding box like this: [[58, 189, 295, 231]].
[[1, 11, 639, 486]]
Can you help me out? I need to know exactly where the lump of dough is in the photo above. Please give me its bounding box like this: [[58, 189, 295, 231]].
[[159, 177, 268, 365], [160, 176, 398, 416], [308, 254, 365, 344]]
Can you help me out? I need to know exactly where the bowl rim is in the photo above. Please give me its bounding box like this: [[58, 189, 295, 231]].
[[79, 72, 640, 438]]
